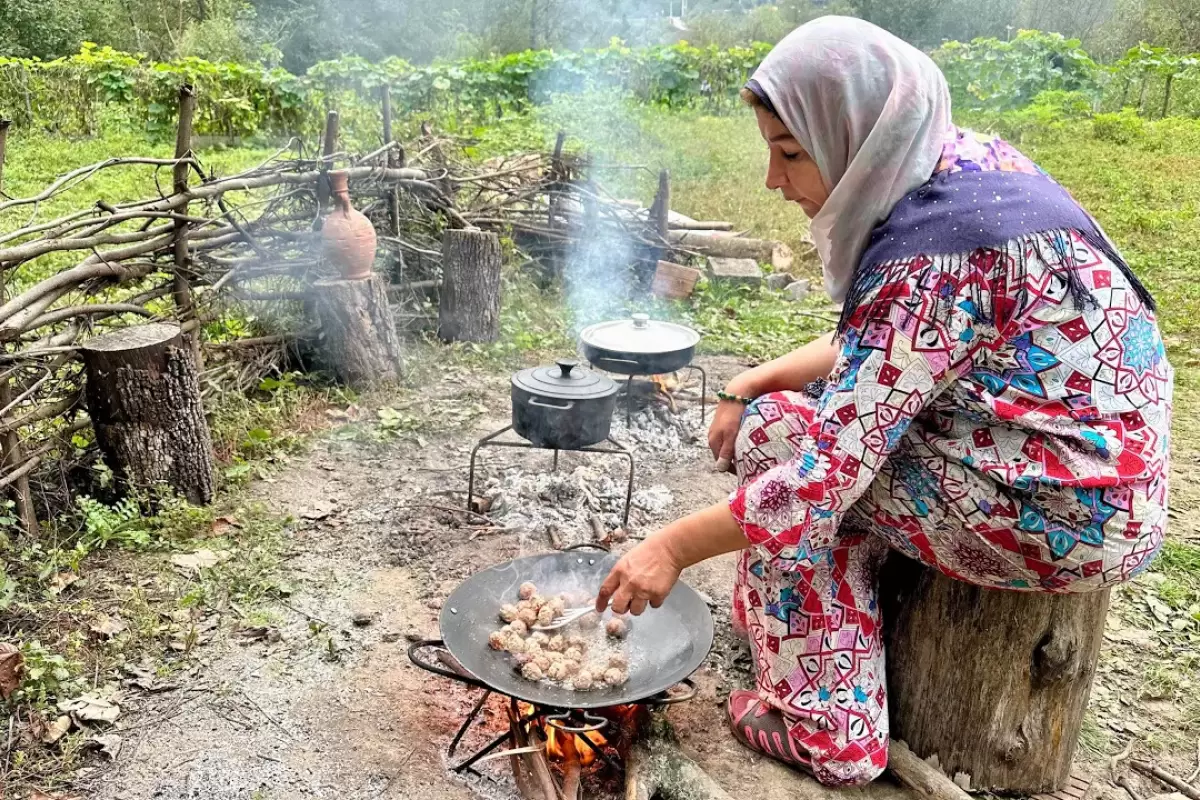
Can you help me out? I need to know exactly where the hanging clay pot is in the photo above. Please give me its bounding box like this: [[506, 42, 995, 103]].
[[321, 170, 377, 281]]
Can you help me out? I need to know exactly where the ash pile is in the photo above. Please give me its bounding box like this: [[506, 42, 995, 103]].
[[482, 464, 674, 541], [610, 401, 702, 458]]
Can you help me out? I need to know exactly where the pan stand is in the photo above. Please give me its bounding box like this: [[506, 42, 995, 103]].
[[407, 639, 698, 778], [466, 425, 635, 528]]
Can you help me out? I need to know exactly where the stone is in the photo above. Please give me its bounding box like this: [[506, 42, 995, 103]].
[[351, 612, 376, 627], [706, 257, 763, 287], [785, 279, 812, 302], [765, 273, 792, 291]]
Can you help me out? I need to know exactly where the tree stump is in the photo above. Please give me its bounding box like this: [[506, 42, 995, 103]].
[[879, 554, 1110, 794], [313, 274, 403, 387], [439, 229, 502, 343], [82, 322, 215, 505]]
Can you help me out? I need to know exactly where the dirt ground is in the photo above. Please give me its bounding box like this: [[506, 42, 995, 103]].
[[73, 354, 1198, 800]]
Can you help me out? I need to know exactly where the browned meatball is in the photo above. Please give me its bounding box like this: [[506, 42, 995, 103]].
[[519, 582, 538, 601], [605, 618, 629, 639]]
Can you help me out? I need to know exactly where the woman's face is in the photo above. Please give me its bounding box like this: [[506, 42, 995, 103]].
[[754, 105, 829, 219]]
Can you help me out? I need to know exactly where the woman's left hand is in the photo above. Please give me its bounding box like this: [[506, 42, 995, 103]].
[[595, 536, 683, 616]]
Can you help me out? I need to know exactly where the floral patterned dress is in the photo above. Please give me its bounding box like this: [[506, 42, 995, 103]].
[[729, 130, 1172, 787]]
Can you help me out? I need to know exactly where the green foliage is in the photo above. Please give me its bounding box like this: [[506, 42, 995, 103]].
[[931, 30, 1102, 113], [76, 495, 152, 550], [1091, 108, 1148, 144], [14, 640, 80, 706]]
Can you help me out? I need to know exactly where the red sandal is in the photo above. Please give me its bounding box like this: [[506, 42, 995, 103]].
[[726, 690, 813, 769]]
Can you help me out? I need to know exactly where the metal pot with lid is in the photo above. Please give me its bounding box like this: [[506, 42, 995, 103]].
[[511, 359, 618, 450], [578, 313, 700, 375]]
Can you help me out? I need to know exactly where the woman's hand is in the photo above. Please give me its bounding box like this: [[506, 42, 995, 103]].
[[595, 536, 683, 616], [707, 399, 745, 472]]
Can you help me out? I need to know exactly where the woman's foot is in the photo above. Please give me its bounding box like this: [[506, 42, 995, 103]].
[[726, 690, 812, 769]]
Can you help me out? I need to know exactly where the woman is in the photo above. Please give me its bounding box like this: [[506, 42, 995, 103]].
[[595, 16, 1171, 788]]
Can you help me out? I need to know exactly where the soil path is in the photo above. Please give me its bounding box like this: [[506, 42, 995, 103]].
[[89, 357, 913, 800]]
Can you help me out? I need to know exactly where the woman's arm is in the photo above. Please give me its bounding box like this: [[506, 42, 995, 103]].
[[595, 502, 747, 615], [727, 332, 838, 396]]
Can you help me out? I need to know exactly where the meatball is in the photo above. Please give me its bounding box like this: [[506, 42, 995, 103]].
[[536, 605, 556, 627], [565, 634, 587, 651], [505, 635, 526, 654], [571, 670, 594, 690], [499, 604, 519, 623], [608, 652, 629, 670], [562, 659, 581, 675], [547, 661, 570, 681], [578, 612, 600, 631], [602, 667, 628, 686], [563, 647, 584, 662], [523, 639, 542, 655], [519, 582, 538, 601], [530, 632, 550, 647], [521, 662, 545, 681], [529, 594, 547, 610], [488, 631, 508, 651], [517, 608, 538, 628], [548, 596, 566, 616], [516, 599, 534, 613], [533, 654, 552, 671], [547, 635, 566, 653], [512, 652, 533, 667], [605, 618, 629, 639], [508, 620, 529, 637]]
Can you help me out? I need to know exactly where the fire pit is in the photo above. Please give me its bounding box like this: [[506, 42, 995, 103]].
[[468, 360, 636, 526], [408, 549, 714, 799]]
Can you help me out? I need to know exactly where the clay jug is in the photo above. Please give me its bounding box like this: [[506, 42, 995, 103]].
[[321, 170, 377, 280]]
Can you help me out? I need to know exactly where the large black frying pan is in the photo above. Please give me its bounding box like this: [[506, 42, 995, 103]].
[[414, 551, 714, 709]]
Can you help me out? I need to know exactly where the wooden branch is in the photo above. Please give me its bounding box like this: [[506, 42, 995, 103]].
[[888, 741, 973, 800], [24, 303, 155, 332], [1130, 760, 1200, 800], [0, 157, 201, 215], [0, 255, 164, 333], [0, 392, 81, 436]]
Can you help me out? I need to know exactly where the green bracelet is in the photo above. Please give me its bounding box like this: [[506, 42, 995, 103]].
[[717, 389, 754, 405]]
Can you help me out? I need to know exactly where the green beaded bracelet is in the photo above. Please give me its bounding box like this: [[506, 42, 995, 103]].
[[717, 389, 754, 405]]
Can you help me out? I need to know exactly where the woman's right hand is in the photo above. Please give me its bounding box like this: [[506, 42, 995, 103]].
[[708, 398, 746, 473]]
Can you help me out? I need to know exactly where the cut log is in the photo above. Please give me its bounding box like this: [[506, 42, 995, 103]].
[[888, 740, 973, 800], [439, 229, 502, 343], [313, 274, 403, 387], [879, 554, 1110, 794], [626, 733, 734, 800], [81, 322, 215, 504]]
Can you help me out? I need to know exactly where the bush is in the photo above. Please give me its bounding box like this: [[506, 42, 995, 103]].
[[1092, 108, 1147, 143]]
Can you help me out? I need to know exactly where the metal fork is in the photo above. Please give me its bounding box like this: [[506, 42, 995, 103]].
[[531, 600, 610, 632]]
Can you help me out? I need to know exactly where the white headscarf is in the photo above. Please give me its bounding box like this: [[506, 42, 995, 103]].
[[749, 16, 952, 303]]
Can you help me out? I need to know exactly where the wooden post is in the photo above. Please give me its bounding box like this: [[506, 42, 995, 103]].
[[313, 274, 403, 387], [316, 111, 339, 214], [438, 230, 502, 343], [879, 555, 1109, 793], [651, 169, 671, 241], [172, 86, 199, 357], [81, 322, 216, 505], [381, 86, 405, 282], [0, 117, 36, 534]]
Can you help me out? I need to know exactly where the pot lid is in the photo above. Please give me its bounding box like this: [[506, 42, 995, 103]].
[[579, 313, 700, 355], [512, 359, 617, 400]]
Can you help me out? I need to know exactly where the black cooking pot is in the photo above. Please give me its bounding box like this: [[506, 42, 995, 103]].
[[511, 359, 618, 449], [578, 313, 701, 375]]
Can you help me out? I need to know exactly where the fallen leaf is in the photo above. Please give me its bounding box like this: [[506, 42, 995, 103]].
[[1146, 595, 1174, 624], [210, 516, 241, 536], [58, 692, 121, 724], [170, 549, 230, 575], [299, 500, 336, 520], [89, 614, 128, 639], [49, 572, 80, 595], [0, 643, 23, 700], [42, 715, 72, 744], [88, 733, 123, 759]]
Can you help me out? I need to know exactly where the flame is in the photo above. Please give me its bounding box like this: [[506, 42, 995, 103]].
[[545, 723, 607, 767]]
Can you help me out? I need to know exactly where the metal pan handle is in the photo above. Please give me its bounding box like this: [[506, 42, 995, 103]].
[[593, 356, 641, 367], [648, 677, 698, 706], [407, 639, 488, 689], [563, 542, 610, 553], [527, 397, 574, 410]]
